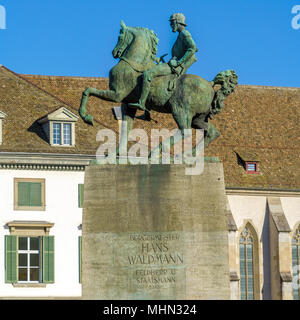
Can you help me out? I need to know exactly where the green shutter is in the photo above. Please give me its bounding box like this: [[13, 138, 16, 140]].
[[78, 184, 84, 208], [18, 182, 30, 206], [5, 235, 18, 283], [79, 236, 82, 283], [43, 236, 55, 283], [30, 183, 42, 206], [18, 182, 42, 207]]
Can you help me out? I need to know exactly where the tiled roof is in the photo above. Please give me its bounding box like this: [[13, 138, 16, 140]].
[[1, 66, 300, 190], [0, 66, 107, 155]]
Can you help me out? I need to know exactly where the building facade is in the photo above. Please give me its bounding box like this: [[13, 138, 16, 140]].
[[0, 65, 300, 299]]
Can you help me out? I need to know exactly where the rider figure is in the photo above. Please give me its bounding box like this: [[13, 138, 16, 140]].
[[129, 13, 198, 121]]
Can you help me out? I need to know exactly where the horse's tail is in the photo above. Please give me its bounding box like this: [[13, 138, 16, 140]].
[[210, 70, 238, 116], [79, 88, 94, 126]]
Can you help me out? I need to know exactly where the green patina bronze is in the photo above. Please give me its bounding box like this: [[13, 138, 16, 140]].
[[79, 14, 238, 150]]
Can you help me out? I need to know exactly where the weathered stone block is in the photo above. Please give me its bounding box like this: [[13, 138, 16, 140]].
[[82, 163, 230, 299]]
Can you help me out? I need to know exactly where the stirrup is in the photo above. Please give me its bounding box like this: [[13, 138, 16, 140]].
[[128, 102, 150, 113], [136, 112, 152, 122]]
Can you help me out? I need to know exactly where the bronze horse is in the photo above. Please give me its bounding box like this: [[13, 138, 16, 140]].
[[79, 21, 238, 151]]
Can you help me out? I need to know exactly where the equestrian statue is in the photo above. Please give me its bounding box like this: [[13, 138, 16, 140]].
[[79, 13, 238, 153]]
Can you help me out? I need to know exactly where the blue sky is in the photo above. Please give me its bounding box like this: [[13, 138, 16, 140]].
[[0, 0, 299, 87]]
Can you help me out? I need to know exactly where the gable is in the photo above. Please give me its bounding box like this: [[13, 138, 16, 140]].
[[39, 107, 79, 124]]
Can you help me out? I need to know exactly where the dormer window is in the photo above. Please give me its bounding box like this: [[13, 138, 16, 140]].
[[0, 111, 7, 145], [235, 150, 260, 175], [53, 122, 72, 146], [38, 107, 78, 147], [246, 162, 259, 174]]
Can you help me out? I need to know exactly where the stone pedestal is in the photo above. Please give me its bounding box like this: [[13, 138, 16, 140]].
[[82, 163, 230, 300]]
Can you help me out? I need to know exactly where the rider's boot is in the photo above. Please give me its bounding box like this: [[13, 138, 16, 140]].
[[136, 110, 152, 121], [128, 78, 151, 114]]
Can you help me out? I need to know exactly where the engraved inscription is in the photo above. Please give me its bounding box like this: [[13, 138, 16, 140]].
[[121, 232, 186, 295], [134, 268, 178, 289], [127, 233, 184, 266]]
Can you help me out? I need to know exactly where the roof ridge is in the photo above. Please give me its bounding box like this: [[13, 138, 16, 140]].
[[213, 143, 300, 150], [20, 73, 300, 90], [0, 65, 117, 133], [21, 74, 108, 81], [237, 84, 300, 90]]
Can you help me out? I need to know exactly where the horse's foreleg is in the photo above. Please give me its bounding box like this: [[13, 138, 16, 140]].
[[79, 87, 128, 125]]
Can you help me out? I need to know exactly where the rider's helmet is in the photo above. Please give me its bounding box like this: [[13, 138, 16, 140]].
[[169, 13, 187, 27]]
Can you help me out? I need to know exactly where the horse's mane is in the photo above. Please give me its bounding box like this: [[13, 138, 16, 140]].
[[128, 26, 159, 61]]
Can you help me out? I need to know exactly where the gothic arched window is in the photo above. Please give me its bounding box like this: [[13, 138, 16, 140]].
[[239, 226, 254, 300], [292, 226, 300, 300]]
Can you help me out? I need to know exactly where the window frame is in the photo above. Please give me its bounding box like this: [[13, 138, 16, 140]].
[[18, 236, 42, 284], [292, 227, 300, 300], [51, 121, 74, 146], [5, 223, 54, 286], [14, 178, 46, 211], [245, 162, 259, 174], [0, 111, 7, 145], [239, 227, 255, 300], [53, 122, 62, 145], [238, 223, 260, 300]]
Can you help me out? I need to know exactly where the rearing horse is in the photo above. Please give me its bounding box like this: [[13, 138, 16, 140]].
[[79, 21, 238, 150]]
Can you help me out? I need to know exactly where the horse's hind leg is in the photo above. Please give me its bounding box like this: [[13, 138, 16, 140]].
[[149, 105, 193, 161], [192, 116, 219, 147], [205, 122, 220, 147]]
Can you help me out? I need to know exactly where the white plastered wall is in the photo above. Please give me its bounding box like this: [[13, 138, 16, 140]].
[[0, 169, 84, 298], [227, 195, 267, 299], [280, 197, 300, 232]]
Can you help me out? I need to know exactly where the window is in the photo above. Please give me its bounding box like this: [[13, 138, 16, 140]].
[[63, 123, 71, 145], [0, 110, 7, 145], [239, 226, 254, 300], [53, 122, 72, 146], [18, 237, 41, 283], [235, 151, 260, 174], [38, 107, 78, 147], [78, 184, 84, 208], [14, 178, 45, 211], [246, 162, 259, 174], [5, 235, 54, 284], [292, 227, 300, 300], [53, 123, 61, 145]]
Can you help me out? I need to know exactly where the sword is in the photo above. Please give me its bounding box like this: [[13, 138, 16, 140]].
[[156, 54, 168, 64]]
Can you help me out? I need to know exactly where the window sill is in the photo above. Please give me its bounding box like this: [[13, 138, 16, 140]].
[[13, 283, 47, 288], [51, 144, 75, 147], [14, 206, 46, 211]]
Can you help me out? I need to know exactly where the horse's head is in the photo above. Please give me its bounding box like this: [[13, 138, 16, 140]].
[[112, 21, 133, 59]]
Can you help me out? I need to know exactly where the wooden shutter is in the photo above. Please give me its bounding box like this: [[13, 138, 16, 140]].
[[18, 182, 30, 206], [30, 182, 42, 206], [43, 236, 55, 283], [79, 236, 82, 283], [78, 184, 84, 208], [18, 182, 42, 207], [5, 235, 18, 283]]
